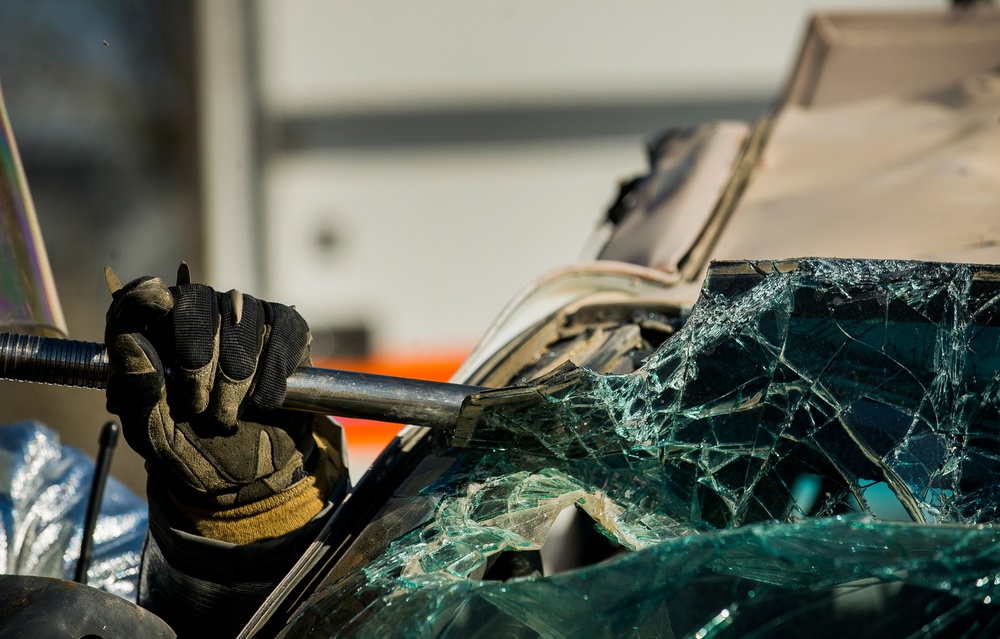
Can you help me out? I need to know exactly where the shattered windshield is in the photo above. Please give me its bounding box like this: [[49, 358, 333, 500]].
[[284, 258, 1000, 638]]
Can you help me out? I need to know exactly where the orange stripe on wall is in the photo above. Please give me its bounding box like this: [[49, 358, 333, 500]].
[[316, 348, 470, 480], [318, 349, 471, 382]]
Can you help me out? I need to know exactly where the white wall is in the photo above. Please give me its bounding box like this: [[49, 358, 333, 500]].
[[265, 139, 646, 349], [200, 0, 948, 354], [256, 0, 947, 113]]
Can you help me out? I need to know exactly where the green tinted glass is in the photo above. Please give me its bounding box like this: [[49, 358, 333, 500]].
[[290, 258, 1000, 638]]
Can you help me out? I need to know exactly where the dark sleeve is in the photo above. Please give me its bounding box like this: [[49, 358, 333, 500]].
[[138, 481, 344, 638]]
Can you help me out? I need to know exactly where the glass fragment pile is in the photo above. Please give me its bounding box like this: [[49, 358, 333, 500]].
[[289, 259, 1000, 638]]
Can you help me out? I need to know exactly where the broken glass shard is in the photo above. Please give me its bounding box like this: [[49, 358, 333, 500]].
[[284, 258, 1000, 638]]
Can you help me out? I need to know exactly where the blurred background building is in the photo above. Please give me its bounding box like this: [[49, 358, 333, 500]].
[[0, 0, 952, 490]]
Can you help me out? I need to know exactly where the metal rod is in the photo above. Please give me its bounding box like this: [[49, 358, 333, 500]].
[[0, 332, 486, 431], [74, 420, 119, 584]]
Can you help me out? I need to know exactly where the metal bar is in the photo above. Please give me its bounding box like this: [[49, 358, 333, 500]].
[[0, 332, 485, 431], [74, 420, 119, 584]]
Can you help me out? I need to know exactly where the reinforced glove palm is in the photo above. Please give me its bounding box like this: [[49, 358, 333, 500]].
[[105, 271, 315, 509]]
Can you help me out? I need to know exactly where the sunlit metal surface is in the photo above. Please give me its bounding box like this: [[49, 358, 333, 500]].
[[0, 421, 147, 602], [0, 83, 66, 337], [0, 331, 486, 430]]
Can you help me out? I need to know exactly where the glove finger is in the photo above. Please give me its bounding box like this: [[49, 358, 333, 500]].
[[105, 276, 173, 342], [209, 290, 266, 427], [252, 301, 311, 411], [105, 331, 166, 461], [169, 283, 220, 416], [107, 334, 226, 496]]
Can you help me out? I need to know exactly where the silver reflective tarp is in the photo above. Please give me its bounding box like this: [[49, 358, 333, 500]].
[[0, 421, 147, 601]]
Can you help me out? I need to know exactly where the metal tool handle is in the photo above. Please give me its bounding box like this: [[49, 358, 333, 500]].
[[0, 332, 484, 431], [75, 420, 119, 584]]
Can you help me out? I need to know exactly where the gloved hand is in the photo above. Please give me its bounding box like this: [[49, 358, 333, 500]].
[[104, 264, 343, 543]]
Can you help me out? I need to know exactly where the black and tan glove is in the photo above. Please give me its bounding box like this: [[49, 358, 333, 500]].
[[105, 265, 343, 544]]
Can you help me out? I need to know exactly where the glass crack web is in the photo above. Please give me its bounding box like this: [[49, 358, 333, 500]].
[[286, 258, 1000, 639]]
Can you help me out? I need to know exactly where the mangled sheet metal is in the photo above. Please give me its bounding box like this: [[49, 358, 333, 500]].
[[598, 12, 1000, 311], [283, 258, 1000, 638]]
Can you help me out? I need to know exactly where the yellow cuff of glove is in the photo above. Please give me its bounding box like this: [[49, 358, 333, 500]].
[[170, 426, 345, 544]]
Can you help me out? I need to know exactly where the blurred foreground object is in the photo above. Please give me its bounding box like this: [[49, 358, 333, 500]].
[[0, 83, 65, 338]]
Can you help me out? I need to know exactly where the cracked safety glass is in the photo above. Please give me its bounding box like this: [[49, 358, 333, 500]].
[[285, 258, 1000, 638]]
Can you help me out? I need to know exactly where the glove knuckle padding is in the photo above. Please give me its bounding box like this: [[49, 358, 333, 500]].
[[107, 277, 174, 330], [106, 332, 158, 376]]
